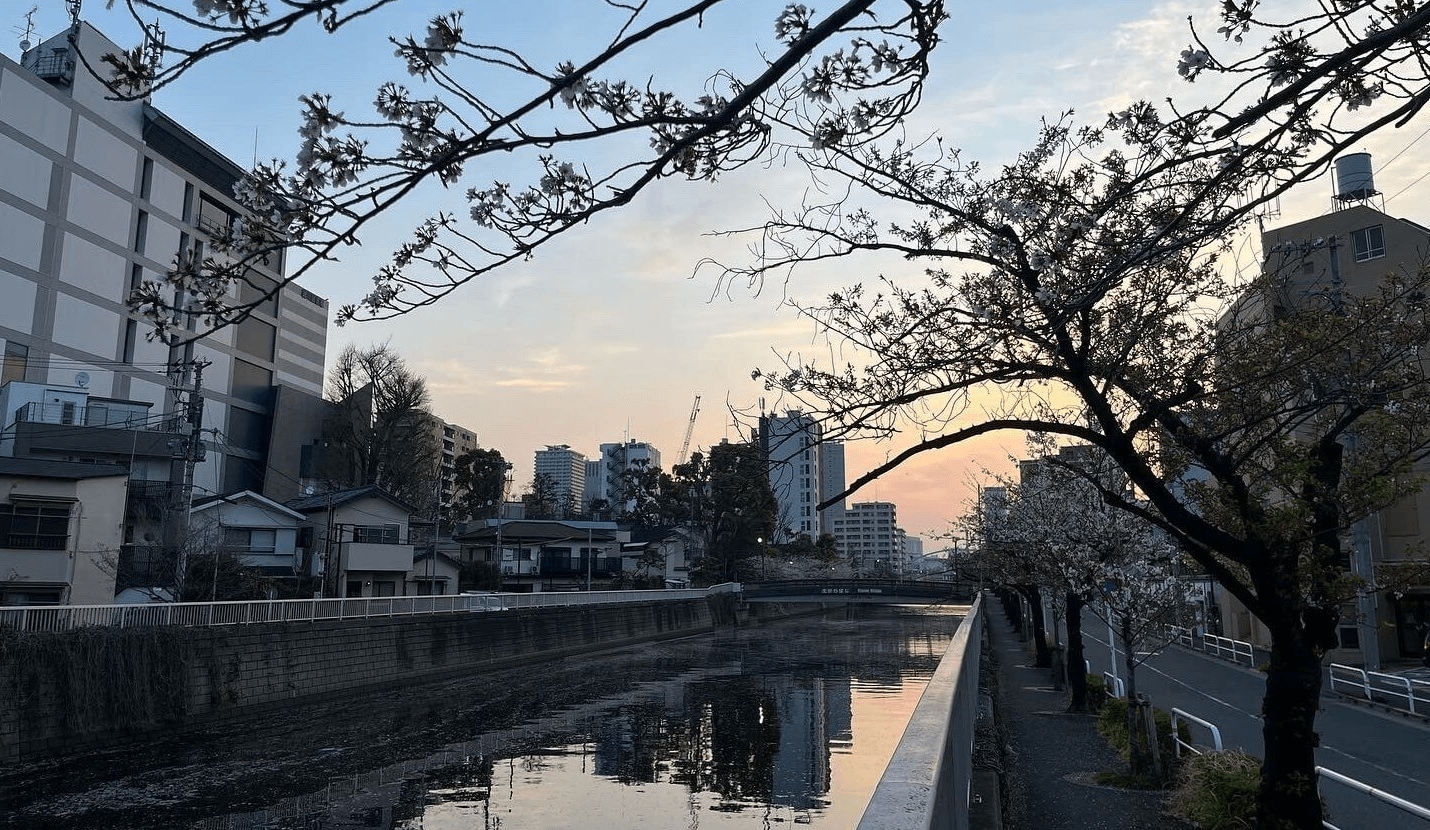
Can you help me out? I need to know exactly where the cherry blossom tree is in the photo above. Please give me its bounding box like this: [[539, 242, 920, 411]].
[[732, 99, 1430, 830], [88, 0, 946, 341]]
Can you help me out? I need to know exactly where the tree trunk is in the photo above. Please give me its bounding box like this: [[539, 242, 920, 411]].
[[1019, 585, 1051, 667], [1257, 621, 1328, 830], [1122, 616, 1153, 780], [1066, 592, 1089, 712]]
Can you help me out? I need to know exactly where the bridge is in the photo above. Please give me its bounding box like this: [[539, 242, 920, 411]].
[[742, 577, 977, 604]]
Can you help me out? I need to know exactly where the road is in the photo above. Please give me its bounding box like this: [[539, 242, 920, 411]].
[[1080, 621, 1430, 829]]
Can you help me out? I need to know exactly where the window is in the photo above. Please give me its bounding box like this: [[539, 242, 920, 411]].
[[373, 580, 397, 597], [139, 157, 154, 200], [182, 182, 195, 223], [133, 211, 148, 254], [223, 527, 276, 555], [1, 342, 27, 386], [0, 501, 72, 550], [1352, 226, 1385, 262], [352, 524, 399, 544]]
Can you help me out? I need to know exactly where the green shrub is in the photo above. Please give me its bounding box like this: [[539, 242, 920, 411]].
[[1096, 695, 1192, 781], [1169, 750, 1261, 830], [1084, 674, 1108, 711]]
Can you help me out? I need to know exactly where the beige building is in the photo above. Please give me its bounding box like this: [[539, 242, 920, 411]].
[[0, 458, 129, 605], [1214, 160, 1430, 667]]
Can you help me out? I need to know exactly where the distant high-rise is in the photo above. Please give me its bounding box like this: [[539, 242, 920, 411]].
[[586, 440, 661, 514], [829, 501, 901, 576], [533, 444, 586, 518], [758, 410, 844, 541]]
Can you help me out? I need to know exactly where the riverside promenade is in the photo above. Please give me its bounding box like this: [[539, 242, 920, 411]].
[[983, 603, 1193, 830]]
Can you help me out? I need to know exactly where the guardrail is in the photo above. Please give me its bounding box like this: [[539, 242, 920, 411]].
[[857, 593, 984, 830], [1317, 766, 1430, 830], [1169, 625, 1256, 667], [1102, 671, 1126, 699], [1170, 707, 1224, 758], [1328, 663, 1430, 717], [0, 584, 741, 633]]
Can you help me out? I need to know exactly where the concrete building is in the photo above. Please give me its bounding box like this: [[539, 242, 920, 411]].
[[1211, 156, 1430, 667], [0, 22, 329, 510], [585, 439, 662, 514], [0, 457, 128, 605], [432, 417, 479, 519], [533, 444, 586, 519], [287, 486, 418, 599], [829, 501, 901, 576], [759, 410, 845, 541]]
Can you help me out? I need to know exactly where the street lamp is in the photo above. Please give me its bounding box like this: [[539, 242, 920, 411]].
[[757, 536, 764, 580]]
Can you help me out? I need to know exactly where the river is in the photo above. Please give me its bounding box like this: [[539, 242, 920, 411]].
[[0, 603, 966, 830]]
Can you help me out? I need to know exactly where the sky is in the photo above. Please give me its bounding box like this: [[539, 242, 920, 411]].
[[17, 1, 1430, 546]]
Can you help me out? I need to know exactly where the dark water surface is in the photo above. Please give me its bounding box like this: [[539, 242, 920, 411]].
[[1, 604, 965, 829]]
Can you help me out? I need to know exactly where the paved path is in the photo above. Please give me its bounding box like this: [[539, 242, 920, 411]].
[[987, 604, 1191, 830]]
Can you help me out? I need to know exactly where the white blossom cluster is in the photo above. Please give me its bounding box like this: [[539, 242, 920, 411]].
[[191, 0, 268, 26]]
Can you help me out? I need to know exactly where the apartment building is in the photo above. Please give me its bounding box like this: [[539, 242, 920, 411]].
[[0, 23, 329, 508], [759, 410, 847, 541], [533, 444, 586, 519], [829, 501, 902, 577], [585, 440, 662, 513], [432, 417, 479, 518]]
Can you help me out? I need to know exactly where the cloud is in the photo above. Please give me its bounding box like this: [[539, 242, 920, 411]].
[[493, 378, 573, 391]]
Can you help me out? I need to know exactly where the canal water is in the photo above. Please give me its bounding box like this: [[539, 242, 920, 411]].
[[1, 604, 966, 830]]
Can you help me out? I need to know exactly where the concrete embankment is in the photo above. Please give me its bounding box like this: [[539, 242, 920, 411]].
[[1, 594, 788, 765]]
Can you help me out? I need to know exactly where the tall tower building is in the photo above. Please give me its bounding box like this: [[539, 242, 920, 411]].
[[533, 444, 586, 519], [759, 410, 844, 541], [587, 440, 662, 513]]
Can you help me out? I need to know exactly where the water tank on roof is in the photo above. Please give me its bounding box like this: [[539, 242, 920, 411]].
[[1334, 153, 1377, 201]]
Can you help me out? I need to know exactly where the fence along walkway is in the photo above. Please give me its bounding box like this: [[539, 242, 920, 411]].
[[0, 584, 740, 633]]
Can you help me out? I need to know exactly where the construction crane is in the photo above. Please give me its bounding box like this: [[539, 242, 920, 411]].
[[676, 394, 701, 466]]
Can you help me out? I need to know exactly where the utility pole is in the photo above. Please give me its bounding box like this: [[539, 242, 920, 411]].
[[163, 358, 206, 597]]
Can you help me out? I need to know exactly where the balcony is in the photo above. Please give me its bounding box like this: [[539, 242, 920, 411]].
[[344, 542, 415, 573], [13, 401, 177, 459]]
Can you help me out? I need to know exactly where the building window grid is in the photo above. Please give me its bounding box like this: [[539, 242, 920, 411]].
[[0, 502, 71, 550], [1353, 226, 1385, 262]]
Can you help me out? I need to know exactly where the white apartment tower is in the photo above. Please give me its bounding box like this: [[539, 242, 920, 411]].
[[0, 23, 329, 504], [829, 501, 902, 577], [586, 440, 662, 513], [759, 410, 845, 542], [533, 444, 586, 518]]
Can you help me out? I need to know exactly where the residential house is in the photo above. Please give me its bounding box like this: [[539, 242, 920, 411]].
[[287, 486, 418, 598], [0, 457, 128, 605], [454, 519, 626, 592], [406, 549, 463, 596], [188, 490, 309, 592]]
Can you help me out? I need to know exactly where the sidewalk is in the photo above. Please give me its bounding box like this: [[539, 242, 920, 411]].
[[982, 603, 1192, 830]]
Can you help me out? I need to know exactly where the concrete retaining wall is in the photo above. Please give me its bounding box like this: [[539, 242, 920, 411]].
[[0, 594, 738, 765]]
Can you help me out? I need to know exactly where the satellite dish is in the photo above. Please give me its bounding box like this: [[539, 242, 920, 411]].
[[74, 371, 90, 388]]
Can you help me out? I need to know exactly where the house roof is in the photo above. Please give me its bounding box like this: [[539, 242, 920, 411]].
[[190, 489, 307, 521], [286, 485, 416, 515], [453, 519, 621, 544], [0, 457, 129, 480]]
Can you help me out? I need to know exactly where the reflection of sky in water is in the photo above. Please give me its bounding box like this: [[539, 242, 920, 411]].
[[398, 609, 954, 830]]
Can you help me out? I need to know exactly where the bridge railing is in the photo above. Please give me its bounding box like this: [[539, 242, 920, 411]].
[[857, 592, 984, 830], [0, 583, 741, 633]]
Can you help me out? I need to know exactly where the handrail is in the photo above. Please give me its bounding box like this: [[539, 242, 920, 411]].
[[1168, 625, 1256, 667], [1327, 662, 1430, 717], [1102, 671, 1125, 699], [0, 583, 742, 633], [1317, 766, 1430, 830], [1170, 707, 1224, 758]]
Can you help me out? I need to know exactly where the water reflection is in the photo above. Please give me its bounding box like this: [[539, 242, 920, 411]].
[[1, 605, 963, 830]]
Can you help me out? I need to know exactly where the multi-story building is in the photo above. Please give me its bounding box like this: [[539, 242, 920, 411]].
[[1211, 154, 1430, 667], [585, 440, 662, 514], [0, 22, 329, 508], [829, 501, 901, 576], [759, 410, 845, 541], [533, 444, 586, 519], [431, 417, 479, 518]]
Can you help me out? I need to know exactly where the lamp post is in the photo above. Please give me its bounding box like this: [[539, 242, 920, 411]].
[[757, 536, 764, 581]]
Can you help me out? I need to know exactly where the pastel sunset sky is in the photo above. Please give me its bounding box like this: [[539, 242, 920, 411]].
[[22, 1, 1430, 545]]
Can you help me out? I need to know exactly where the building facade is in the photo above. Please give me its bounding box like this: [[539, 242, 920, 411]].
[[533, 444, 586, 519], [829, 501, 901, 577], [759, 410, 846, 541], [0, 23, 329, 509], [585, 440, 662, 514]]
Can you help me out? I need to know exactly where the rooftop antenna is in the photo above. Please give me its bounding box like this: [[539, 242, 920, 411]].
[[15, 5, 37, 52], [142, 18, 164, 70], [66, 0, 81, 29]]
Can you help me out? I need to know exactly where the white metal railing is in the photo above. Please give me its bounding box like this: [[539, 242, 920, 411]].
[[1170, 707, 1224, 758], [1169, 625, 1256, 667], [1102, 671, 1125, 698], [1317, 766, 1430, 830], [0, 584, 741, 633], [1328, 662, 1430, 717]]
